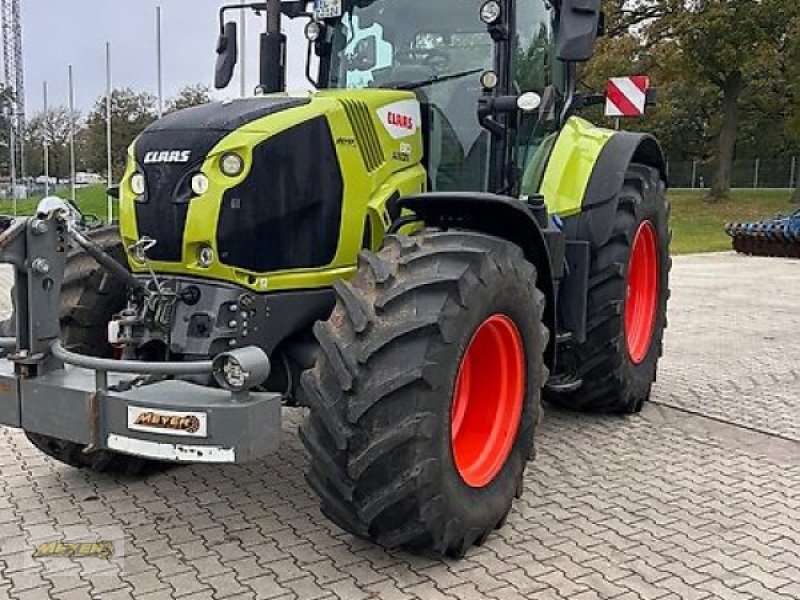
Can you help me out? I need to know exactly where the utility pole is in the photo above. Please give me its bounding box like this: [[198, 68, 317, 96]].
[[43, 81, 49, 196], [240, 7, 247, 98], [68, 65, 76, 204], [106, 41, 114, 223], [7, 104, 16, 214], [156, 6, 164, 117]]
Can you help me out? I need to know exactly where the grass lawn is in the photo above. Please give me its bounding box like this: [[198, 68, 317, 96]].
[[0, 184, 796, 255], [669, 189, 797, 254], [0, 185, 111, 221]]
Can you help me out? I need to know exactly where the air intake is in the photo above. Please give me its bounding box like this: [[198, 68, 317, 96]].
[[341, 99, 385, 173]]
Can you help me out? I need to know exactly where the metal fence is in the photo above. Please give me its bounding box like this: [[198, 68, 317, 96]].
[[667, 157, 798, 189]]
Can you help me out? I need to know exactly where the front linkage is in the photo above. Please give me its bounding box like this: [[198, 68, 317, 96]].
[[0, 207, 281, 464]]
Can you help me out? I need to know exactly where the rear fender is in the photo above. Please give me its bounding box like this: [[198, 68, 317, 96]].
[[538, 118, 667, 249], [566, 131, 667, 249]]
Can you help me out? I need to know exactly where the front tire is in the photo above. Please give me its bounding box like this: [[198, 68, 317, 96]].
[[301, 231, 548, 557], [551, 164, 671, 414]]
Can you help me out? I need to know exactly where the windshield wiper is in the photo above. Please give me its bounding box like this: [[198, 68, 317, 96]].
[[394, 68, 484, 91]]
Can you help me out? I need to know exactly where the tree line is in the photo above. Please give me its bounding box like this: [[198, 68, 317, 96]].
[[4, 84, 211, 184], [585, 0, 800, 203]]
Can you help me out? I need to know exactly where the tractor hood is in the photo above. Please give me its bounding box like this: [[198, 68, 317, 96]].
[[119, 90, 425, 293], [142, 97, 311, 136]]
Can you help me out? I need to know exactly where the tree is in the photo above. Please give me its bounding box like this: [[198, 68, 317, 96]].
[[166, 84, 212, 113], [660, 0, 793, 202], [84, 88, 157, 180], [25, 106, 79, 180], [788, 9, 800, 203]]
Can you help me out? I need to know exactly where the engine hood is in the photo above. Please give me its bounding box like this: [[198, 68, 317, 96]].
[[118, 89, 425, 293]]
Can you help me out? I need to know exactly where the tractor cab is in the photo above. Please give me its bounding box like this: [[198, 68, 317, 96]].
[[319, 0, 567, 196], [215, 0, 591, 196], [317, 0, 559, 194]]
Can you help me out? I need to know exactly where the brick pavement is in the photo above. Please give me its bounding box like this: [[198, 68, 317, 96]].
[[0, 253, 798, 600]]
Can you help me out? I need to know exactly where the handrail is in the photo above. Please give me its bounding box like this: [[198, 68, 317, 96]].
[[51, 341, 214, 376]]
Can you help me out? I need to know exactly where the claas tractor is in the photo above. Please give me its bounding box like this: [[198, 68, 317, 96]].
[[0, 0, 670, 557]]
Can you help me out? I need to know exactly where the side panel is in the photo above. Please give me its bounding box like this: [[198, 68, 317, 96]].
[[538, 117, 615, 218]]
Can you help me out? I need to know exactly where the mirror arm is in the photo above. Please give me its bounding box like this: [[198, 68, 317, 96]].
[[305, 42, 319, 88]]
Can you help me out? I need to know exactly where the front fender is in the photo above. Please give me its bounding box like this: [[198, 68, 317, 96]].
[[397, 192, 559, 369]]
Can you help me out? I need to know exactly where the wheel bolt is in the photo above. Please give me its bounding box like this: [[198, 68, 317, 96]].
[[31, 220, 49, 235], [31, 258, 50, 275]]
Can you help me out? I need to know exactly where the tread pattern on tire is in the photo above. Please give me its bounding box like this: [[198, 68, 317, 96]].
[[301, 230, 548, 556], [552, 164, 671, 413]]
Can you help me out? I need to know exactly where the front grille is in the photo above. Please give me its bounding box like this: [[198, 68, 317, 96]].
[[216, 117, 344, 273], [341, 99, 385, 173]]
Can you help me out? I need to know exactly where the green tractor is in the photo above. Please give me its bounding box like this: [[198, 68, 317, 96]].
[[0, 0, 670, 557]]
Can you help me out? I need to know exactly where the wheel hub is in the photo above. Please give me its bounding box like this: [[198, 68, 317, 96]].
[[451, 315, 525, 488], [625, 221, 659, 365]]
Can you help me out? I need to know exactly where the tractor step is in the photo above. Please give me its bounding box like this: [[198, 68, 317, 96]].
[[545, 374, 583, 394]]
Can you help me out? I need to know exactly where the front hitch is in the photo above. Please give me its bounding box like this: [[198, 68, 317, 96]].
[[0, 208, 282, 464]]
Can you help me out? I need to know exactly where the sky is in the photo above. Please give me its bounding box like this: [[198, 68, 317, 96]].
[[21, 0, 311, 116]]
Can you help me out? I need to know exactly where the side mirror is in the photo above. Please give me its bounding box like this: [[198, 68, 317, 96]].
[[556, 0, 601, 62], [215, 21, 239, 90], [107, 185, 120, 200]]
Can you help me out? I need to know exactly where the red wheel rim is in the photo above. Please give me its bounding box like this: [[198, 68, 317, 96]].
[[625, 221, 659, 364], [451, 315, 525, 488]]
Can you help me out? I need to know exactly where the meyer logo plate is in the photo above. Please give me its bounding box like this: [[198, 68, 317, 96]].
[[127, 406, 208, 438]]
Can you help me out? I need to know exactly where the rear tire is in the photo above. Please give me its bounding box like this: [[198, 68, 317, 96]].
[[4, 226, 167, 476], [301, 231, 548, 557], [550, 164, 671, 414]]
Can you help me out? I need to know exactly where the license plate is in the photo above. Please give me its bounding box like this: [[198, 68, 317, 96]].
[[314, 0, 342, 19]]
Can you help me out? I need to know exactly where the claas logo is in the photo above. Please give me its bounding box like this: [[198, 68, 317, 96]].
[[33, 541, 115, 560], [387, 111, 414, 131]]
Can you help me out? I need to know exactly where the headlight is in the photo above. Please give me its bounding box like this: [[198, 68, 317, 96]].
[[480, 70, 499, 90], [212, 347, 271, 392], [480, 0, 502, 24], [197, 245, 215, 268], [191, 173, 210, 195], [131, 173, 146, 196], [220, 152, 245, 177]]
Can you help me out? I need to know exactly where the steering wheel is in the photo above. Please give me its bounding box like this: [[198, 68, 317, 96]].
[[394, 48, 450, 70]]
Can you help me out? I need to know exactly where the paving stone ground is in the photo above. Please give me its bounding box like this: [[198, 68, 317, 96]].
[[0, 253, 798, 600]]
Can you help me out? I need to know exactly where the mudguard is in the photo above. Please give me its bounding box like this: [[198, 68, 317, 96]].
[[537, 117, 666, 249], [566, 131, 667, 249]]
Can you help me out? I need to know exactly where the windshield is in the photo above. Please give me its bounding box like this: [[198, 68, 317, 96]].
[[324, 0, 494, 91]]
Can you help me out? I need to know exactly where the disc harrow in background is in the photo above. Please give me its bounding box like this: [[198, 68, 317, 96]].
[[725, 210, 800, 258]]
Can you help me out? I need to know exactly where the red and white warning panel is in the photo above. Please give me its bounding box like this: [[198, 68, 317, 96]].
[[605, 76, 650, 118]]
